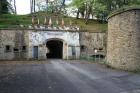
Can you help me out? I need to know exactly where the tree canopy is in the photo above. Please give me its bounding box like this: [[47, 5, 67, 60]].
[[0, 0, 9, 14], [70, 0, 140, 23], [0, 0, 140, 22]]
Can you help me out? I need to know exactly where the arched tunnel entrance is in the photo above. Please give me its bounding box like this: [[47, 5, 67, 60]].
[[46, 40, 63, 59]]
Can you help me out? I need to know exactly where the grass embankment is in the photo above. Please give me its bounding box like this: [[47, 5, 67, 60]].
[[0, 12, 107, 32], [0, 14, 31, 28]]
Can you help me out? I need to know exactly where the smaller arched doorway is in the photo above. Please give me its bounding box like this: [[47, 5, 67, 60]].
[[46, 39, 63, 59]]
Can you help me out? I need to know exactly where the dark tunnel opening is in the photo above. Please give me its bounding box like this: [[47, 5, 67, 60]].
[[46, 40, 63, 59]]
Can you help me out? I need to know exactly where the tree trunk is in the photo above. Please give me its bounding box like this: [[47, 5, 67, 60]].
[[84, 3, 89, 24], [0, 0, 9, 14], [76, 9, 80, 19], [33, 0, 35, 13], [46, 0, 48, 11], [85, 11, 90, 24], [14, 0, 17, 14], [80, 11, 85, 18], [85, 3, 92, 24], [30, 0, 33, 13], [0, 1, 1, 13], [59, 0, 66, 13]]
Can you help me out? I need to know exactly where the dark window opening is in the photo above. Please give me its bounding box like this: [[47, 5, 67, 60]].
[[99, 48, 103, 51], [14, 48, 19, 52], [5, 45, 11, 52], [22, 46, 26, 51], [90, 54, 105, 59], [80, 45, 86, 52]]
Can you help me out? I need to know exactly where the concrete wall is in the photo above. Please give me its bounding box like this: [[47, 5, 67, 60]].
[[0, 30, 80, 60], [79, 32, 106, 56], [28, 31, 80, 60], [0, 30, 106, 60], [0, 30, 29, 60], [107, 8, 140, 71]]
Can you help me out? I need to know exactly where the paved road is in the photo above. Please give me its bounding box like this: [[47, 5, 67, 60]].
[[0, 60, 140, 93]]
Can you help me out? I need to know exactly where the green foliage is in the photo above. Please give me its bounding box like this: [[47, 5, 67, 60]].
[[70, 0, 140, 21], [0, 0, 9, 14], [70, 0, 85, 8], [0, 13, 107, 32], [0, 14, 31, 26]]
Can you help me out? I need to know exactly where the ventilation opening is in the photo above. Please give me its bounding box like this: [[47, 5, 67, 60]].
[[46, 40, 63, 59]]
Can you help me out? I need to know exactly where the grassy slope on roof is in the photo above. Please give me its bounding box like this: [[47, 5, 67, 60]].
[[0, 12, 107, 32]]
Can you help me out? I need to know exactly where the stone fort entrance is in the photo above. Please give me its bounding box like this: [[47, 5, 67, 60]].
[[0, 30, 105, 60], [46, 39, 63, 59], [28, 31, 80, 60]]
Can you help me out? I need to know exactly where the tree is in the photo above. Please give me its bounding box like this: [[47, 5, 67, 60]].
[[34, 0, 36, 13], [0, 0, 9, 14], [59, 0, 66, 12], [70, 0, 85, 19], [30, 0, 33, 13], [13, 0, 16, 14], [7, 0, 15, 13], [30, 0, 36, 13], [85, 0, 94, 24], [70, 0, 140, 23]]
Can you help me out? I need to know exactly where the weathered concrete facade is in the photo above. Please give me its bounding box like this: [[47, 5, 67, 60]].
[[80, 32, 106, 56], [28, 31, 80, 60], [0, 29, 106, 60], [107, 7, 140, 71], [0, 30, 29, 60], [0, 30, 81, 60]]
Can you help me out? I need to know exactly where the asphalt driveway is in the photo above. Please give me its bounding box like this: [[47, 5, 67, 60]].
[[0, 60, 140, 93]]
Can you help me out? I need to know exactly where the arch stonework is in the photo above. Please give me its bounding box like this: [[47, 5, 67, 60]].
[[46, 38, 68, 59]]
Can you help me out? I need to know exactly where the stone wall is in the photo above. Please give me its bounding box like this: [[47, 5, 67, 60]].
[[0, 30, 29, 60], [79, 32, 106, 56], [28, 31, 80, 60], [0, 30, 106, 60], [107, 8, 140, 71], [0, 30, 81, 60]]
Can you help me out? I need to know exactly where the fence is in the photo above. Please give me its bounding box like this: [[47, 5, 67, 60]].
[[80, 48, 106, 64]]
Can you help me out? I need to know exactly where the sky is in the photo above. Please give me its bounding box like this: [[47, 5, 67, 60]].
[[16, 0, 31, 15], [16, 0, 72, 15]]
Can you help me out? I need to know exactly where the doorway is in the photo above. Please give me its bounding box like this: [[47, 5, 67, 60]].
[[46, 40, 63, 59], [33, 46, 38, 59]]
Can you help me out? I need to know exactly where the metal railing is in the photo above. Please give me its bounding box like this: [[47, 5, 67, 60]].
[[80, 48, 106, 64]]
